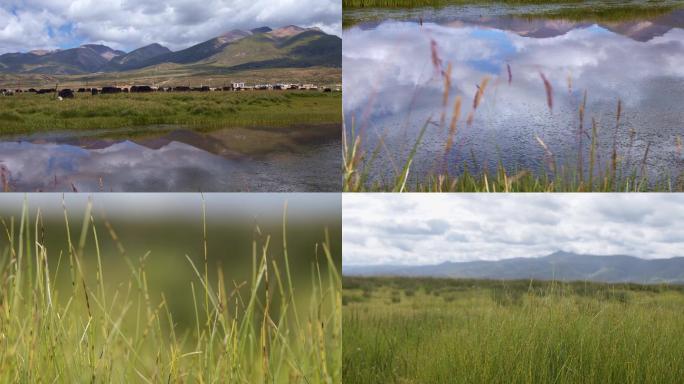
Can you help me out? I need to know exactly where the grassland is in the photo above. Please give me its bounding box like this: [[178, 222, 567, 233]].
[[342, 0, 678, 10], [0, 67, 341, 89], [0, 201, 341, 383], [523, 3, 683, 23], [343, 276, 684, 384], [0, 91, 341, 135], [342, 1, 682, 28]]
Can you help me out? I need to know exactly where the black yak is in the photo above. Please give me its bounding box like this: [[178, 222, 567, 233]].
[[101, 87, 122, 94], [131, 85, 152, 93], [58, 89, 75, 99]]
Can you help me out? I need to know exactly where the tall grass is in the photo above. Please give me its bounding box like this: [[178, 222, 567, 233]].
[[0, 91, 341, 135], [343, 276, 684, 384], [0, 198, 341, 383]]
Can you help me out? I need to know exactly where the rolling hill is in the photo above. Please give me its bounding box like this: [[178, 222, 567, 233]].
[[105, 43, 172, 71], [0, 44, 125, 74], [344, 251, 684, 284], [0, 25, 341, 75]]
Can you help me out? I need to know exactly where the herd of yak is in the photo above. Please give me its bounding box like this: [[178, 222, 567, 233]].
[[0, 84, 335, 99]]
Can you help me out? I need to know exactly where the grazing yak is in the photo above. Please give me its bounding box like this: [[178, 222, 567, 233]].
[[173, 86, 191, 92], [91, 88, 99, 95], [101, 87, 122, 94], [58, 89, 75, 99], [131, 85, 153, 93]]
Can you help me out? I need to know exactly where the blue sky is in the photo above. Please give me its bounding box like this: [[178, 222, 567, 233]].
[[0, 0, 341, 54]]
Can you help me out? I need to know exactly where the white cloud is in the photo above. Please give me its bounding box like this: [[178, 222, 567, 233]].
[[343, 194, 684, 266], [0, 0, 341, 53]]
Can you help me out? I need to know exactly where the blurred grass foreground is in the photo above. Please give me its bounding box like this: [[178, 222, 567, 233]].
[[0, 194, 341, 383]]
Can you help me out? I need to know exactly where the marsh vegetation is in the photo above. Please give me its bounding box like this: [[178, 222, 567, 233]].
[[0, 91, 341, 134], [343, 276, 684, 383]]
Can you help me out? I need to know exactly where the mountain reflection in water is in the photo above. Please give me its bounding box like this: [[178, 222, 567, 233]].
[[0, 125, 341, 192]]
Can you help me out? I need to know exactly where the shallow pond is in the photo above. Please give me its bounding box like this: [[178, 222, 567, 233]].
[[343, 4, 684, 185], [0, 124, 341, 192]]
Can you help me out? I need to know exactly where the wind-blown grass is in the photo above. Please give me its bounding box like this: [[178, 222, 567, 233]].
[[0, 199, 341, 383], [0, 91, 341, 135], [343, 276, 684, 384]]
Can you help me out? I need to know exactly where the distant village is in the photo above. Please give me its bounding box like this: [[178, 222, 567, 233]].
[[0, 82, 342, 98]]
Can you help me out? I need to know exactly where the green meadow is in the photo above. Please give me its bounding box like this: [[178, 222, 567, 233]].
[[343, 0, 578, 7], [0, 91, 341, 135], [343, 276, 684, 384], [342, 0, 680, 13], [0, 200, 341, 383]]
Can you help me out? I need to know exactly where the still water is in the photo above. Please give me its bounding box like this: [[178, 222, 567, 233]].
[[343, 5, 684, 184], [0, 125, 341, 192]]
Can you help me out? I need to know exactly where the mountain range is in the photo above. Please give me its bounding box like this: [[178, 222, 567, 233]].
[[0, 25, 341, 75], [343, 252, 684, 284]]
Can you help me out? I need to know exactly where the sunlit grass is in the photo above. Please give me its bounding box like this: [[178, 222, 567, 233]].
[[0, 199, 341, 383], [0, 91, 341, 135]]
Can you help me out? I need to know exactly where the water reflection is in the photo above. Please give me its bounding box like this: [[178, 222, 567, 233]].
[[0, 126, 341, 192], [343, 9, 684, 184]]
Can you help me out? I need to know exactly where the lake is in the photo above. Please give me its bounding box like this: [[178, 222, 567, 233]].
[[0, 124, 341, 191], [343, 3, 684, 186]]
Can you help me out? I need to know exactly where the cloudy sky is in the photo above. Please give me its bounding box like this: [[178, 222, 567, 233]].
[[343, 194, 684, 266], [0, 0, 340, 53]]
